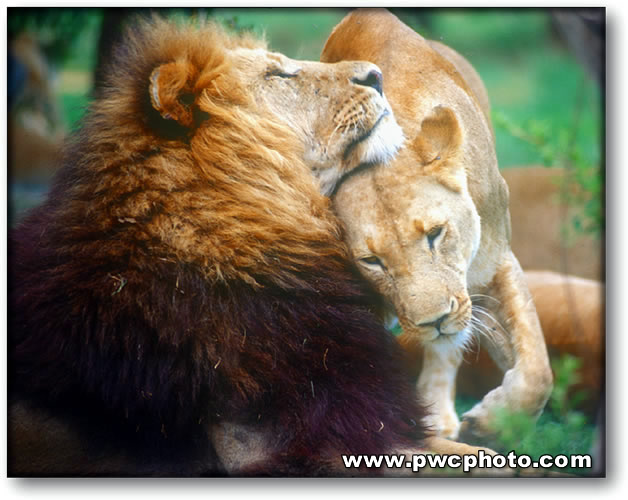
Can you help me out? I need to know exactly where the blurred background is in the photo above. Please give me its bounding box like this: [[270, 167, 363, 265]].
[[7, 7, 605, 472]]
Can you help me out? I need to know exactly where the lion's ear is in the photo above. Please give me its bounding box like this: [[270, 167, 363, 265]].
[[412, 106, 465, 191], [149, 61, 198, 129]]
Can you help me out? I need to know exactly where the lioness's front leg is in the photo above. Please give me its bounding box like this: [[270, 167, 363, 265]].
[[460, 252, 553, 443], [416, 342, 463, 440]]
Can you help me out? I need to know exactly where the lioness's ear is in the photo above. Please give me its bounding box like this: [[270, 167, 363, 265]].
[[411, 106, 465, 191], [149, 61, 198, 129], [411, 106, 462, 166]]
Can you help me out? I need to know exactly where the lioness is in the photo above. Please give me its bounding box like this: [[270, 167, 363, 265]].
[[322, 9, 553, 442]]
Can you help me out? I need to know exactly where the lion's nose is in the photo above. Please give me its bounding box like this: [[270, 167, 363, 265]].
[[352, 69, 383, 96]]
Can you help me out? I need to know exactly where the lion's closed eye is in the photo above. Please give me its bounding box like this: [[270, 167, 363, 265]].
[[265, 68, 300, 79]]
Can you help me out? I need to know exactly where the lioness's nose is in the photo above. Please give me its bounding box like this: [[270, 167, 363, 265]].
[[417, 313, 448, 332], [416, 297, 459, 333], [352, 69, 383, 96]]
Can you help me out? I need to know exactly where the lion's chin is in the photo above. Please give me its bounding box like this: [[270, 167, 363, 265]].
[[313, 108, 404, 196], [355, 110, 405, 166], [318, 111, 404, 196]]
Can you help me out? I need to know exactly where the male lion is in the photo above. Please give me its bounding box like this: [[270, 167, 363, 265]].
[[9, 17, 494, 477], [322, 9, 553, 442]]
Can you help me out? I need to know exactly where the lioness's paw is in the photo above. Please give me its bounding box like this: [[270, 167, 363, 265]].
[[424, 408, 460, 440], [458, 404, 499, 446]]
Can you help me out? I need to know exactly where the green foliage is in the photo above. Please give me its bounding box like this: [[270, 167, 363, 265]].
[[212, 8, 346, 60], [493, 112, 557, 167], [60, 93, 90, 131], [489, 354, 596, 476], [549, 354, 591, 416], [494, 111, 604, 236], [218, 15, 256, 35], [9, 8, 102, 67], [398, 9, 552, 53]]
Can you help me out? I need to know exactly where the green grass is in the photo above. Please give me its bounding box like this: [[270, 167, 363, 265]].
[[456, 394, 597, 474], [490, 355, 598, 476]]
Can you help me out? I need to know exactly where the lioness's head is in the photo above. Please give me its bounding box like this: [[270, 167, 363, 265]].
[[334, 106, 481, 349], [147, 22, 403, 195]]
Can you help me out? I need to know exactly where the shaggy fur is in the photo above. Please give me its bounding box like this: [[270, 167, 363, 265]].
[[8, 18, 426, 476]]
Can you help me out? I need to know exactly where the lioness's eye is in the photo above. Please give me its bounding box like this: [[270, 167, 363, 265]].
[[426, 226, 443, 250], [360, 256, 385, 269]]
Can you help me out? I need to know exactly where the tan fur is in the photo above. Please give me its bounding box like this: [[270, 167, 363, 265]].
[[503, 166, 603, 281], [527, 271, 604, 404], [425, 40, 493, 136], [323, 9, 552, 443]]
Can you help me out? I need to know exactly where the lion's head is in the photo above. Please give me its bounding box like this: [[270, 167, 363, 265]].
[[143, 20, 403, 196], [64, 17, 407, 287], [334, 106, 481, 350]]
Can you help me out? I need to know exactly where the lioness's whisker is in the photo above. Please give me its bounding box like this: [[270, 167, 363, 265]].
[[465, 322, 485, 361], [470, 307, 508, 347], [471, 306, 509, 348], [469, 316, 500, 350], [460, 327, 481, 356], [470, 293, 502, 306]]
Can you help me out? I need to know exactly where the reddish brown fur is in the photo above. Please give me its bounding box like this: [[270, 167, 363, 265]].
[[8, 18, 427, 476]]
